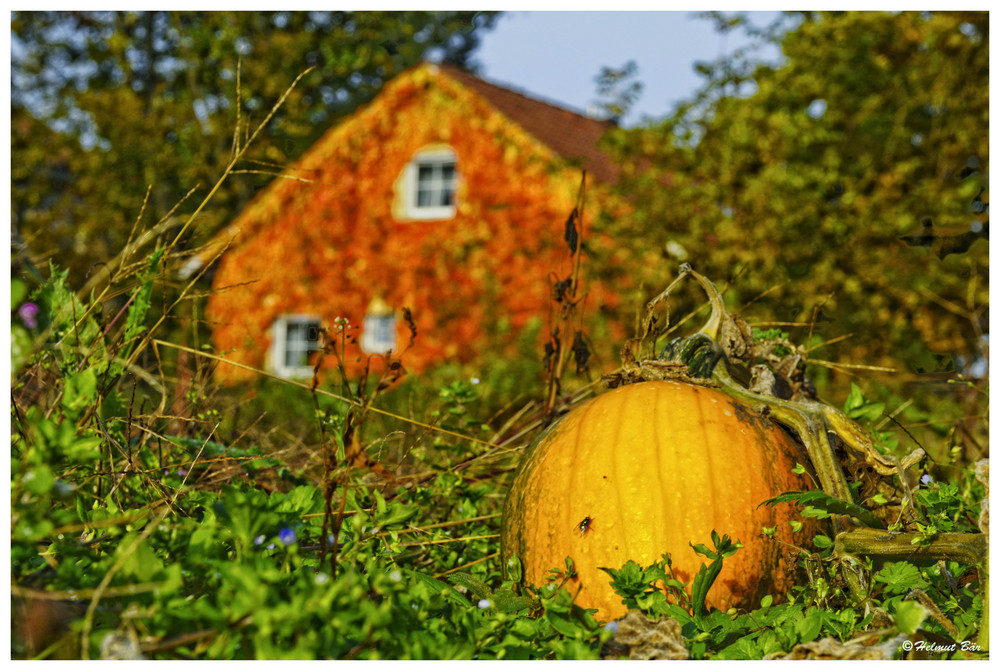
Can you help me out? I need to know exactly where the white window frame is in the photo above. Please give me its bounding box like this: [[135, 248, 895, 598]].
[[360, 312, 397, 356], [268, 314, 322, 379], [397, 146, 458, 221]]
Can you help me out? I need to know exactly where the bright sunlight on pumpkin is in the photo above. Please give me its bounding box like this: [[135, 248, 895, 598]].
[[501, 380, 823, 620]]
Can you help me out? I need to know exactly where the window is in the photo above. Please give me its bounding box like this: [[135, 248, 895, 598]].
[[394, 146, 458, 221], [416, 160, 456, 209], [360, 297, 397, 355], [269, 315, 322, 378]]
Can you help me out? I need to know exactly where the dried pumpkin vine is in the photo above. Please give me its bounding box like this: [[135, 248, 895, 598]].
[[608, 263, 988, 648]]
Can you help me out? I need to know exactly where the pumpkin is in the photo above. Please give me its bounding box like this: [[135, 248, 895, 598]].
[[501, 380, 822, 620]]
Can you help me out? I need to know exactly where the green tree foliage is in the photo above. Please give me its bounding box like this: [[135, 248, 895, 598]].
[[11, 11, 500, 284], [604, 11, 987, 386]]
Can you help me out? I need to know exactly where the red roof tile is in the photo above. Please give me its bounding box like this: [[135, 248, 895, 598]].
[[437, 63, 620, 184]]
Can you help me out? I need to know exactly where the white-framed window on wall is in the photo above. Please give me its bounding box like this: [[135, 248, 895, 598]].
[[360, 297, 397, 355], [395, 146, 458, 221], [269, 314, 322, 378]]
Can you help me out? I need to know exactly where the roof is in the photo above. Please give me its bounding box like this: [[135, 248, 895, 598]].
[[437, 63, 620, 184]]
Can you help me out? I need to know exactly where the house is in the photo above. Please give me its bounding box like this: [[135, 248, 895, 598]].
[[201, 62, 627, 383]]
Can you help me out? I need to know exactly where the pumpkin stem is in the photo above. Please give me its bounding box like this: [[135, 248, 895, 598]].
[[660, 333, 724, 379], [680, 264, 726, 341]]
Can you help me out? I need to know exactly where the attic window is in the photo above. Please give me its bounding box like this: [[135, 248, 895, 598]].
[[269, 314, 322, 378], [397, 146, 457, 221]]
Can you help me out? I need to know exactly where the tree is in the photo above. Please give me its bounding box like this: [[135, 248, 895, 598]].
[[602, 11, 987, 393], [11, 11, 500, 284]]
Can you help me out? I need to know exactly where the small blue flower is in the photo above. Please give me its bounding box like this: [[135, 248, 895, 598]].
[[921, 473, 933, 485], [604, 621, 620, 635], [253, 534, 266, 546], [18, 302, 38, 329], [471, 377, 481, 385], [278, 527, 297, 546], [477, 599, 492, 609]]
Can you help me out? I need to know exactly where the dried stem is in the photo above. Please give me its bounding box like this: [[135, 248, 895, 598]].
[[544, 171, 589, 417]]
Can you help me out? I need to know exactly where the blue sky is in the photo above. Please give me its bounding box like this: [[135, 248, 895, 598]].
[[471, 10, 783, 127]]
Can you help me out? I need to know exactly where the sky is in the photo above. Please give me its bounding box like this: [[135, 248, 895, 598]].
[[469, 10, 783, 127]]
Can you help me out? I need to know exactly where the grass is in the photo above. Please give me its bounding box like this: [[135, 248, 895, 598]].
[[9, 70, 988, 661]]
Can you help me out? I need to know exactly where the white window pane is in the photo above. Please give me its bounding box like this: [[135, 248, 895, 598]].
[[414, 159, 456, 210], [283, 319, 321, 368], [361, 314, 397, 354]]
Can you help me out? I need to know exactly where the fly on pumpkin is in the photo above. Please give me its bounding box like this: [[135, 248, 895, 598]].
[[577, 516, 594, 536]]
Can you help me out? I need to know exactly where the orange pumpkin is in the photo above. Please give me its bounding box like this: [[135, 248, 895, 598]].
[[501, 380, 822, 620]]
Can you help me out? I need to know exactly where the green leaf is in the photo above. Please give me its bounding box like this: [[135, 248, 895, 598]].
[[843, 383, 885, 422], [277, 485, 322, 514], [843, 383, 865, 413], [11, 324, 34, 373], [761, 490, 884, 529], [377, 502, 420, 528], [503, 554, 523, 583], [62, 367, 99, 416], [491, 588, 534, 613], [546, 611, 581, 638], [188, 525, 227, 560], [408, 569, 469, 607], [372, 488, 388, 516], [12, 278, 28, 306], [716, 637, 761, 660], [690, 542, 714, 558], [63, 435, 103, 463], [122, 248, 164, 342], [812, 535, 833, 549], [117, 533, 164, 582], [448, 571, 492, 600], [794, 608, 823, 642], [892, 599, 928, 635], [690, 560, 722, 617], [22, 464, 56, 496], [873, 562, 928, 595]]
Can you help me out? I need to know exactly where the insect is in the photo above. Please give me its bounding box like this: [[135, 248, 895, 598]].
[[577, 516, 594, 536]]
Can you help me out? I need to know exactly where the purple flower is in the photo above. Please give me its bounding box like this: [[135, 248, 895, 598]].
[[18, 302, 38, 329], [477, 599, 492, 609], [921, 473, 933, 485], [278, 527, 297, 546], [254, 534, 266, 546], [604, 621, 620, 635]]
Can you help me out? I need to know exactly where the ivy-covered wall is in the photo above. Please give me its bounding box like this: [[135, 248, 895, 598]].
[[206, 64, 624, 382]]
